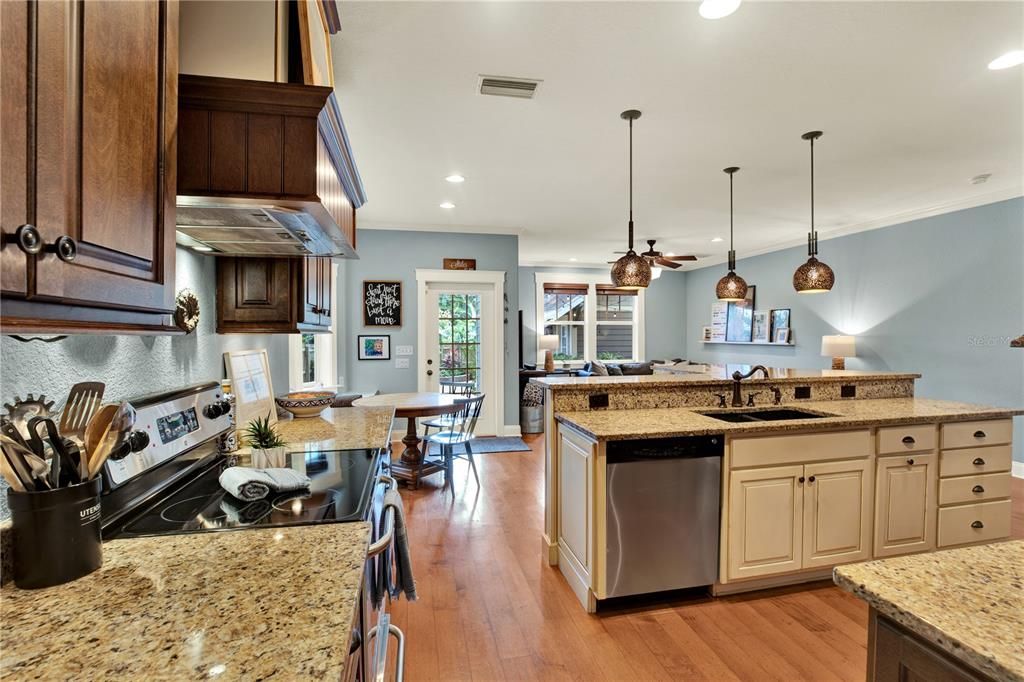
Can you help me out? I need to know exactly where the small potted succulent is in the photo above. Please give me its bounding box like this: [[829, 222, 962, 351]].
[[244, 413, 287, 468]]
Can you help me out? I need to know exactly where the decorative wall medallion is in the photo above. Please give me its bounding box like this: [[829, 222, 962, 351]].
[[174, 288, 200, 333]]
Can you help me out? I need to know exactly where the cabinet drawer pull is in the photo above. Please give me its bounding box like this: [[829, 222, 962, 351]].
[[973, 430, 986, 439], [972, 457, 986, 466], [3, 224, 43, 254], [901, 436, 915, 444], [970, 520, 984, 529], [906, 458, 914, 465], [972, 485, 985, 494]]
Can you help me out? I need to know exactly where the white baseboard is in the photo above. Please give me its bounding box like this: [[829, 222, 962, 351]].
[[1013, 461, 1023, 479], [502, 424, 522, 437]]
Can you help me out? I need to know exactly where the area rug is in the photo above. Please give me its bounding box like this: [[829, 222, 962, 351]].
[[425, 436, 531, 456]]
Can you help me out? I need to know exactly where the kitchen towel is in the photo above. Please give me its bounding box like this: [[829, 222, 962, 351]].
[[218, 466, 311, 501], [384, 487, 416, 602]]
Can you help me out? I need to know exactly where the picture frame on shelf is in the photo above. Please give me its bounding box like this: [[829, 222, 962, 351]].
[[774, 327, 791, 344], [357, 334, 391, 360], [725, 285, 756, 342], [752, 311, 769, 343], [770, 308, 791, 339]]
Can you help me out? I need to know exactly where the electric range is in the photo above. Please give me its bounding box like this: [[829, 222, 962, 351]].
[[97, 382, 400, 682]]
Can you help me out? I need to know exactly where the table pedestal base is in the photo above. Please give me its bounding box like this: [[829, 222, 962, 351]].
[[389, 459, 445, 489]]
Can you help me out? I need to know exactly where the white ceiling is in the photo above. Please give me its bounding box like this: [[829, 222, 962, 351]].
[[331, 1, 1023, 270]]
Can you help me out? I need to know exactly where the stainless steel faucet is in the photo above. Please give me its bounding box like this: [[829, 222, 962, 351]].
[[731, 365, 770, 407]]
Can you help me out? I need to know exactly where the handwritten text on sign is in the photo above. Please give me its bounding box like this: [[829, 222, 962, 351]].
[[363, 281, 402, 326]]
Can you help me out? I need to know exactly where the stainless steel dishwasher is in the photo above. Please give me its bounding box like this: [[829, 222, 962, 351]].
[[605, 435, 723, 598]]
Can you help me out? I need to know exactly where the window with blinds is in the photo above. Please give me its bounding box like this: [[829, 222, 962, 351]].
[[540, 282, 642, 364]]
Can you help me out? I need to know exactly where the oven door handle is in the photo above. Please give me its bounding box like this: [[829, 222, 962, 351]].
[[367, 619, 405, 682], [367, 474, 397, 558]]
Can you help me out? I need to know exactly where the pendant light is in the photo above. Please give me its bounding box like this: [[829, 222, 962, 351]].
[[610, 109, 652, 290], [793, 130, 835, 293], [715, 166, 748, 301]]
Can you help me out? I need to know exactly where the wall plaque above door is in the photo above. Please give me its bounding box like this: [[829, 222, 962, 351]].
[[443, 258, 477, 271]]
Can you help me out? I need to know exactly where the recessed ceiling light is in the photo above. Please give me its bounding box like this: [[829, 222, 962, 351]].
[[445, 174, 465, 183], [439, 201, 455, 209], [711, 237, 724, 243], [569, 257, 578, 262], [970, 173, 992, 185], [988, 50, 1024, 70], [699, 0, 741, 20], [193, 245, 213, 252]]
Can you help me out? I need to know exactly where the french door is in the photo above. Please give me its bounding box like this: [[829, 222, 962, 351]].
[[419, 273, 503, 437]]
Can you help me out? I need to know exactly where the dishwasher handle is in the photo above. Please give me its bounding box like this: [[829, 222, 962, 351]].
[[607, 435, 724, 463]]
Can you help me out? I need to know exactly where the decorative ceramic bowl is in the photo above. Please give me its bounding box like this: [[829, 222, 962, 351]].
[[275, 391, 335, 418]]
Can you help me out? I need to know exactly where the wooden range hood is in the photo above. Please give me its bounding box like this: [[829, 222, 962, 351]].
[[175, 74, 365, 257]]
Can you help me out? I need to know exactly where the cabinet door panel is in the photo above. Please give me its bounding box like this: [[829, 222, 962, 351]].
[[727, 465, 803, 580], [803, 459, 872, 568], [318, 259, 333, 321], [874, 454, 936, 558], [558, 428, 593, 573], [33, 0, 175, 314], [0, 0, 29, 295], [303, 258, 321, 326]]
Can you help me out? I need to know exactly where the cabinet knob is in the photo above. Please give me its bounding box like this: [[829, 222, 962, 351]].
[[807, 475, 816, 483], [901, 436, 915, 444], [3, 224, 44, 254], [972, 485, 985, 494], [973, 430, 986, 439], [906, 458, 915, 465], [426, 370, 433, 376], [798, 476, 805, 483], [973, 457, 986, 466], [47, 235, 77, 262], [971, 520, 984, 529]]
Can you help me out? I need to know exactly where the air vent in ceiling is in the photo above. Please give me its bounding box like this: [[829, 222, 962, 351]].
[[478, 75, 542, 99]]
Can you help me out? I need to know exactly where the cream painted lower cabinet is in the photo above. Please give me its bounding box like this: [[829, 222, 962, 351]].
[[556, 424, 598, 610], [873, 453, 937, 557]]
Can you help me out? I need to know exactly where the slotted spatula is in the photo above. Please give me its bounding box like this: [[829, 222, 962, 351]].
[[59, 382, 105, 442]]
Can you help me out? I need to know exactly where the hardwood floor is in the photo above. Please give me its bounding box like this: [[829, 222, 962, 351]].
[[387, 434, 1024, 681]]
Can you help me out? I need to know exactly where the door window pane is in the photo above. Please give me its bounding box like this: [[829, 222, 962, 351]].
[[437, 293, 482, 393]]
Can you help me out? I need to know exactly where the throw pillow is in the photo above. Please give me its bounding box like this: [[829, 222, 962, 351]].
[[607, 364, 623, 376], [590, 360, 609, 376]]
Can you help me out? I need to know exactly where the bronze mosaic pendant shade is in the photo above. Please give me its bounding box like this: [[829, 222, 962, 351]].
[[716, 166, 748, 301], [794, 131, 834, 294], [610, 109, 651, 290]]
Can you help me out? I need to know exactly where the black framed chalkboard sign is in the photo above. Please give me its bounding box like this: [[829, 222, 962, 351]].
[[363, 280, 402, 327]]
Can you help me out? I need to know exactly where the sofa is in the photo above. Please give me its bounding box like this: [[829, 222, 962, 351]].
[[580, 360, 655, 377]]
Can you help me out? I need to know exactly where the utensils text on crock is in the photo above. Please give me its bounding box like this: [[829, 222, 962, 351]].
[[59, 382, 105, 444]]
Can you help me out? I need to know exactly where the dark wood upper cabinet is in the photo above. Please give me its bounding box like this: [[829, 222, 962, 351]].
[[217, 257, 333, 334], [0, 0, 179, 334]]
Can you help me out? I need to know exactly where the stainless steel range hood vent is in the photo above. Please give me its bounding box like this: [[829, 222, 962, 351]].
[[175, 75, 365, 258]]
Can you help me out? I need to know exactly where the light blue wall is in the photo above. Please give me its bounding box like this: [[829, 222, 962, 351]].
[[518, 266, 687, 367], [339, 229, 520, 426], [684, 198, 1024, 462]]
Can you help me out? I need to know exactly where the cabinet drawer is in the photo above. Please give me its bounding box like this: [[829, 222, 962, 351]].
[[937, 500, 1011, 547], [877, 424, 936, 454], [941, 420, 1012, 450], [940, 445, 1012, 478], [731, 430, 871, 468], [939, 473, 1012, 506]]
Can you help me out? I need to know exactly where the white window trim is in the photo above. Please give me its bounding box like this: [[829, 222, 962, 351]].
[[288, 262, 340, 391], [534, 271, 645, 366]]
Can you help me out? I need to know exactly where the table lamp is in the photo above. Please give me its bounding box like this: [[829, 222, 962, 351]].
[[821, 335, 856, 370], [539, 334, 560, 372]]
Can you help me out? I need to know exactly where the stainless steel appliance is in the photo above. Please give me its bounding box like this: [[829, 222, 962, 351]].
[[99, 382, 403, 681], [605, 435, 723, 599]]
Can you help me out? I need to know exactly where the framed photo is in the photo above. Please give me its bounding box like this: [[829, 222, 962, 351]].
[[725, 285, 756, 342], [774, 328, 791, 344], [224, 348, 276, 428], [752, 311, 770, 343], [770, 308, 791, 338], [358, 335, 391, 360]]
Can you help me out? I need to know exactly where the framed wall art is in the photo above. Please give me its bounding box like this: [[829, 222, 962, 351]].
[[770, 308, 791, 339], [358, 335, 391, 360], [363, 281, 402, 327], [752, 311, 770, 343], [725, 285, 756, 342]]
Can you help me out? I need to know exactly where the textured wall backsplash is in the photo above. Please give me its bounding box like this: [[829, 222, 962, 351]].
[[0, 248, 290, 519]]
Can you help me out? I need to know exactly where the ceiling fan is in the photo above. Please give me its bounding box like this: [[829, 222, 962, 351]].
[[611, 240, 697, 269]]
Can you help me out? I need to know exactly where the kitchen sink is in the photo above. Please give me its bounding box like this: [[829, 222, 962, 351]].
[[697, 408, 833, 423]]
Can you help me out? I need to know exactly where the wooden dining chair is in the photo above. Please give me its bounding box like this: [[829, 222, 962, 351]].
[[425, 394, 484, 494]]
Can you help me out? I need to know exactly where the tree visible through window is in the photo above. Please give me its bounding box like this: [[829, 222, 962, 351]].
[[438, 294, 481, 392]]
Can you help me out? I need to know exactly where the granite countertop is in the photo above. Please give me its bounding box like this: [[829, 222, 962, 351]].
[[834, 541, 1024, 682], [236, 405, 395, 455], [0, 523, 370, 680], [532, 367, 921, 389], [556, 398, 1023, 440]]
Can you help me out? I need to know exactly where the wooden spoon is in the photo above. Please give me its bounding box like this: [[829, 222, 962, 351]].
[[87, 402, 135, 479], [84, 403, 119, 478]]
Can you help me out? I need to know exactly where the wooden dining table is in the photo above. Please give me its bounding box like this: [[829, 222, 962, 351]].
[[352, 392, 462, 488]]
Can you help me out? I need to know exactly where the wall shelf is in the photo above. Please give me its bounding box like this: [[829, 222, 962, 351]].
[[701, 340, 794, 346]]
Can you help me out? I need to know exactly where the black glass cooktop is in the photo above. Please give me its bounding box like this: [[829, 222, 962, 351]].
[[111, 449, 381, 537]]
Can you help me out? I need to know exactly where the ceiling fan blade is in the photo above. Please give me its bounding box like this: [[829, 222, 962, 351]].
[[655, 258, 682, 269], [664, 255, 698, 261]]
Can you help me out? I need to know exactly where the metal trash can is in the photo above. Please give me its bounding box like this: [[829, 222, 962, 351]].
[[520, 405, 544, 434]]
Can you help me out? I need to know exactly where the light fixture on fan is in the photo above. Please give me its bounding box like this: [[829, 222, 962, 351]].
[[793, 131, 835, 294], [610, 110, 652, 290], [716, 166, 747, 301]]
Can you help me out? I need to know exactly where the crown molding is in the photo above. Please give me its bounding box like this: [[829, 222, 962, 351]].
[[358, 220, 523, 237]]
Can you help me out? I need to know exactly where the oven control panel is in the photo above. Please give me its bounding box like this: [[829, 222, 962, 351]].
[[105, 382, 233, 487]]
